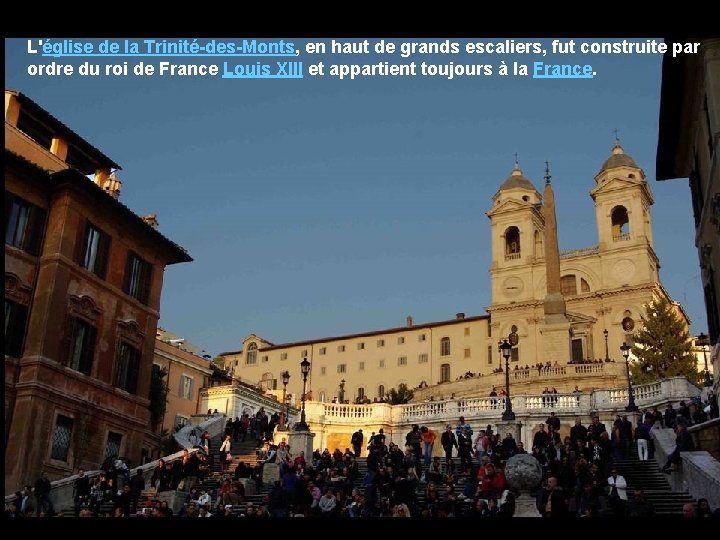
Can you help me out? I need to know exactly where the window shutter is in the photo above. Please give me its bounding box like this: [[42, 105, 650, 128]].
[[26, 205, 47, 256], [6, 302, 29, 357], [82, 323, 97, 375], [95, 232, 110, 279], [189, 378, 194, 399], [74, 219, 88, 266], [179, 376, 184, 396], [141, 263, 153, 304]]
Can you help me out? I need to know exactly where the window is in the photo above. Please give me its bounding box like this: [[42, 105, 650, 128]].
[[359, 361, 365, 371], [464, 327, 470, 336], [262, 355, 269, 362], [280, 352, 288, 360], [246, 343, 257, 365], [123, 251, 152, 304], [50, 415, 73, 461], [534, 229, 544, 258], [78, 222, 110, 279], [378, 385, 385, 399], [418, 353, 428, 364], [571, 339, 584, 363], [320, 367, 327, 375], [418, 334, 426, 342], [338, 345, 346, 352], [561, 275, 577, 296], [115, 342, 140, 393], [377, 339, 385, 347], [357, 387, 365, 400], [338, 364, 346, 374], [488, 325, 492, 337], [440, 337, 451, 356], [357, 342, 365, 350], [5, 192, 46, 256], [398, 356, 407, 366], [302, 350, 308, 358], [179, 375, 194, 400], [319, 347, 326, 355], [65, 316, 97, 375], [511, 347, 519, 362], [611, 206, 630, 240], [105, 431, 123, 459], [5, 299, 28, 357], [464, 348, 471, 359], [505, 226, 521, 259], [379, 359, 385, 368], [397, 336, 405, 345], [487, 345, 493, 365], [174, 415, 190, 428], [440, 363, 450, 383]]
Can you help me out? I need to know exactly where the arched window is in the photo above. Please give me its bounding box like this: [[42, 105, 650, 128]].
[[357, 387, 365, 401], [246, 343, 257, 365], [440, 363, 451, 383], [505, 226, 521, 259], [611, 206, 630, 240], [561, 275, 577, 296], [378, 385, 385, 399], [260, 372, 276, 390], [440, 337, 451, 356]]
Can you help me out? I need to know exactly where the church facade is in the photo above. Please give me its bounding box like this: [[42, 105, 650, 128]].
[[220, 143, 688, 404]]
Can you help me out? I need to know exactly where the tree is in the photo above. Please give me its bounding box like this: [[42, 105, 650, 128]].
[[387, 383, 414, 405], [629, 298, 697, 385]]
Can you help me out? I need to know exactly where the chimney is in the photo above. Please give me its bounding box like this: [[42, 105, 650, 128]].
[[94, 169, 122, 199], [142, 214, 159, 229], [406, 315, 413, 327], [456, 312, 465, 320]]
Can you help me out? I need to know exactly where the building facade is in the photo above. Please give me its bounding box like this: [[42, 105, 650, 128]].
[[221, 144, 688, 407], [4, 90, 191, 493], [656, 38, 720, 348]]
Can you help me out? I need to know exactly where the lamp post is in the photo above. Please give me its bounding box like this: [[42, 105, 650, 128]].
[[500, 339, 515, 420], [698, 333, 713, 387], [295, 357, 311, 431], [280, 370, 290, 430], [339, 379, 346, 404], [603, 329, 610, 362], [620, 342, 638, 412]]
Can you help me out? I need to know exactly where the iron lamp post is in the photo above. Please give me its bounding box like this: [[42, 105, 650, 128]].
[[295, 357, 311, 431], [280, 370, 290, 430], [698, 333, 713, 387], [621, 342, 638, 412], [500, 339, 515, 420], [603, 328, 610, 362]]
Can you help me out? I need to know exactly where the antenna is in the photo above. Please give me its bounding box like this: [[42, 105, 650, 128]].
[[544, 160, 552, 184]]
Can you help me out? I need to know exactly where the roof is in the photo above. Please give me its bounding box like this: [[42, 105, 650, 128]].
[[6, 89, 121, 174], [218, 314, 489, 355], [6, 149, 192, 264], [498, 164, 537, 192], [598, 142, 638, 172]]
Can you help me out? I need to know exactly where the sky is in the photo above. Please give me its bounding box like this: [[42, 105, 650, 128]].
[[4, 37, 707, 356]]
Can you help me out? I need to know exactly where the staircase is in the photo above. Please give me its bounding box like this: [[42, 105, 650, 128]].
[[611, 445, 694, 516]]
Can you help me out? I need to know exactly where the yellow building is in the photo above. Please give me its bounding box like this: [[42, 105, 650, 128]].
[[220, 144, 689, 404]]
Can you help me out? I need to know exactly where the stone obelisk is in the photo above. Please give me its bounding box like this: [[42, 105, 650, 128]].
[[541, 162, 571, 363]]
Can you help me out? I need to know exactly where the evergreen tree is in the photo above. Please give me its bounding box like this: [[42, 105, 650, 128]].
[[629, 298, 696, 385], [387, 383, 414, 405]]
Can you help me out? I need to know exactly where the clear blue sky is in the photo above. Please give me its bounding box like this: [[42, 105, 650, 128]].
[[5, 38, 707, 356]]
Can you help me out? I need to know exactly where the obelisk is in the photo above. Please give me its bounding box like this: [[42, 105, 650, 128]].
[[541, 162, 571, 363]]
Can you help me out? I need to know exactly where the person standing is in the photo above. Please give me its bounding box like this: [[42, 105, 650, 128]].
[[635, 418, 652, 461], [34, 471, 54, 516], [606, 467, 628, 516], [351, 429, 364, 457], [440, 425, 458, 466], [73, 468, 90, 517], [219, 435, 232, 472], [420, 426, 437, 467]]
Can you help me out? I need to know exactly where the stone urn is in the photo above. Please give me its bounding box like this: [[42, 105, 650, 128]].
[[504, 454, 542, 517]]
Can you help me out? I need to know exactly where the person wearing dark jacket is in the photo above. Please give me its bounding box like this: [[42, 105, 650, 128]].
[[661, 424, 694, 473], [73, 468, 91, 517], [537, 477, 567, 517], [440, 425, 458, 466], [34, 472, 54, 516]]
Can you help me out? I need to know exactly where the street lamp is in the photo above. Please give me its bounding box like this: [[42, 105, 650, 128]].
[[603, 329, 610, 362], [620, 342, 638, 412], [295, 357, 311, 431], [339, 379, 346, 404], [500, 339, 515, 420], [280, 370, 290, 430], [698, 333, 713, 387]]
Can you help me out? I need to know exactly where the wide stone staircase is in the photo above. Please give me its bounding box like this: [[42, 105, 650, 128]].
[[610, 446, 694, 516]]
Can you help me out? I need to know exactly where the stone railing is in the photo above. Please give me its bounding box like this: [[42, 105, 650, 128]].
[[200, 382, 297, 424], [300, 377, 700, 453], [572, 363, 607, 374], [4, 414, 227, 509]]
